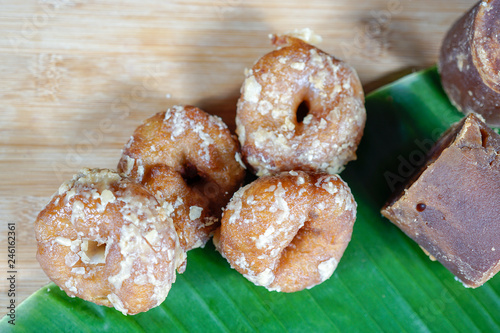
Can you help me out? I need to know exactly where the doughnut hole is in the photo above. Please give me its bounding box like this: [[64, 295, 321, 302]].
[[296, 100, 310, 124], [80, 240, 107, 264], [180, 161, 203, 186], [292, 85, 333, 136], [143, 165, 215, 252], [177, 160, 217, 210]]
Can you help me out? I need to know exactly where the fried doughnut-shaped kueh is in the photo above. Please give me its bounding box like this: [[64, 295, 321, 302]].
[[35, 168, 186, 315], [142, 164, 218, 253], [118, 105, 246, 251], [236, 33, 366, 176], [214, 170, 357, 292]]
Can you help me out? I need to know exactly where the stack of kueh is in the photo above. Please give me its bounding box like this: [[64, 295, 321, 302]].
[[34, 29, 366, 314]]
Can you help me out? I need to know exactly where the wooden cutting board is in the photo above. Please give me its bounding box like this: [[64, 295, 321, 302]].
[[0, 0, 476, 318]]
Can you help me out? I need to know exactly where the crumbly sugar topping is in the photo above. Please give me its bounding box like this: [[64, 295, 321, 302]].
[[282, 28, 323, 45], [77, 249, 91, 264], [108, 225, 141, 290], [58, 180, 72, 195], [257, 100, 273, 116], [236, 37, 365, 175], [106, 208, 178, 311], [64, 277, 78, 294], [291, 62, 306, 70], [98, 189, 116, 212], [108, 293, 128, 315], [64, 252, 79, 267], [218, 170, 358, 293], [189, 206, 203, 221], [123, 135, 135, 151], [235, 152, 247, 169], [242, 74, 262, 104], [73, 168, 122, 191], [317, 179, 339, 196], [317, 257, 338, 282], [314, 174, 357, 213], [234, 254, 250, 272], [210, 114, 230, 132], [40, 168, 184, 314], [235, 116, 246, 146], [246, 268, 275, 288], [121, 155, 136, 177], [226, 184, 249, 224], [202, 216, 218, 227], [136, 164, 145, 181], [173, 243, 187, 270], [70, 200, 85, 225], [268, 182, 290, 225], [144, 229, 160, 247], [163, 106, 219, 162], [309, 49, 324, 68], [71, 267, 86, 275], [55, 236, 72, 247], [255, 226, 276, 249], [265, 185, 277, 192]]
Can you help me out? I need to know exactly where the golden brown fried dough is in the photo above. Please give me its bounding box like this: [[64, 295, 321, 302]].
[[236, 34, 366, 176], [214, 171, 357, 292], [118, 105, 246, 250], [35, 168, 185, 315]]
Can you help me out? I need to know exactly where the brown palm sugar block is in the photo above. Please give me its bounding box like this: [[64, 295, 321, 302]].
[[438, 0, 500, 127], [381, 114, 500, 288]]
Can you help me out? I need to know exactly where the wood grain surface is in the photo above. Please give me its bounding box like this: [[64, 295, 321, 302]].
[[0, 0, 476, 318]]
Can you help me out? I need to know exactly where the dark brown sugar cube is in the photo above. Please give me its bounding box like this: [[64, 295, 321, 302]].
[[381, 114, 500, 288], [439, 0, 500, 127]]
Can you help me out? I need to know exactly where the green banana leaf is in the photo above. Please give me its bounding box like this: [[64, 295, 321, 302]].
[[2, 67, 499, 332]]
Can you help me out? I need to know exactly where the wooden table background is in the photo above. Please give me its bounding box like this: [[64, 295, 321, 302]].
[[0, 0, 476, 318]]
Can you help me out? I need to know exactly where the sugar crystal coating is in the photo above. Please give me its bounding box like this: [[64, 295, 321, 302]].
[[117, 105, 246, 251], [35, 168, 186, 315], [236, 34, 366, 176], [215, 170, 357, 292]]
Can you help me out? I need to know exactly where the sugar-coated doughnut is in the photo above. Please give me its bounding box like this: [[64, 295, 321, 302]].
[[35, 168, 186, 315], [214, 170, 357, 292], [142, 165, 218, 252], [118, 105, 246, 251], [236, 33, 366, 176]]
